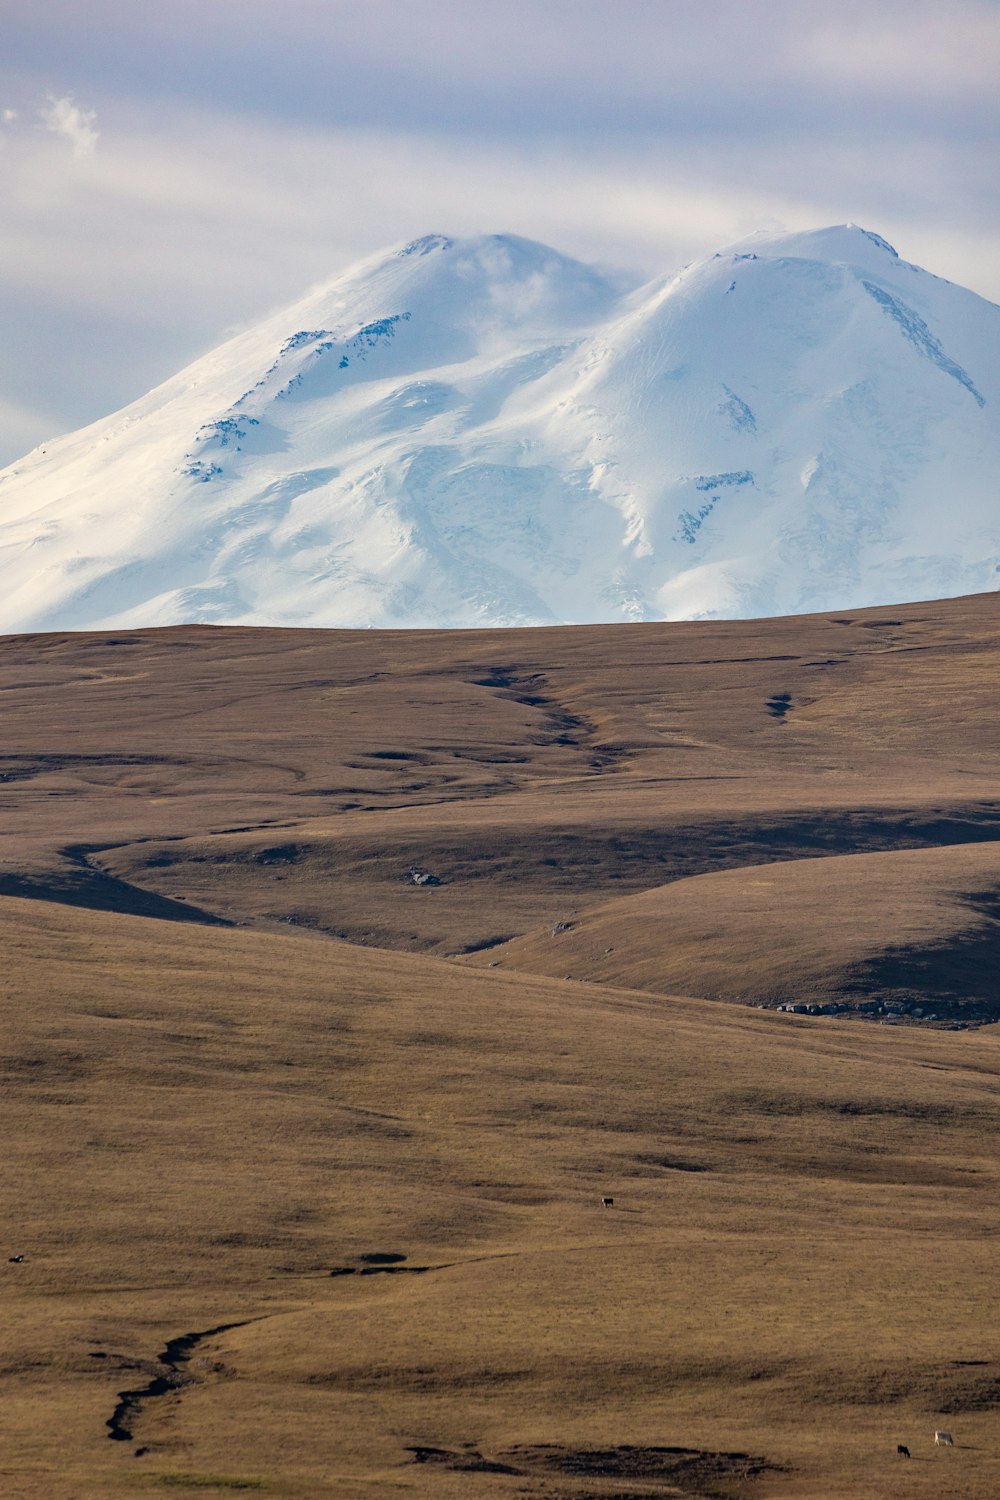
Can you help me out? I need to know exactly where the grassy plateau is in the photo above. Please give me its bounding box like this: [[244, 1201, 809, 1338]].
[[1, 592, 999, 1497]]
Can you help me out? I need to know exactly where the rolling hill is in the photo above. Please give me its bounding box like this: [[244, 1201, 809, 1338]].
[[2, 594, 1000, 1496], [2, 591, 998, 1021]]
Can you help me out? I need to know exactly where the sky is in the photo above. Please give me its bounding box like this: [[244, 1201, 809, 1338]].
[[2, 0, 998, 467]]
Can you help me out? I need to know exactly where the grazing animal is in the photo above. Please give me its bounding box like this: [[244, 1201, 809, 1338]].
[[896, 1444, 910, 1459], [7, 1255, 23, 1263], [935, 1430, 954, 1447], [601, 1196, 614, 1208]]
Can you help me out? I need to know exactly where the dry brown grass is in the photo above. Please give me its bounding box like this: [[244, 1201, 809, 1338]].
[[3, 897, 1000, 1497], [2, 594, 1000, 967], [1, 594, 1000, 1495], [474, 840, 1000, 1017]]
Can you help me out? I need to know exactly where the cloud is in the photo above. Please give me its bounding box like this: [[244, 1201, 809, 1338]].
[[0, 1, 995, 467], [2, 108, 17, 124], [8, 1, 997, 142], [39, 94, 98, 158], [788, 2, 1000, 99]]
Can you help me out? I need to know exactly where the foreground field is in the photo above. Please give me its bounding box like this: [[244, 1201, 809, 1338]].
[[3, 896, 999, 1498], [2, 593, 1000, 1495]]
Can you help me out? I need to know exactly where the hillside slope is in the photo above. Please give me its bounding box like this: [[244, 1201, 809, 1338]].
[[469, 841, 1000, 1022], [4, 894, 1000, 1498], [4, 597, 1000, 1493], [1, 592, 999, 1019]]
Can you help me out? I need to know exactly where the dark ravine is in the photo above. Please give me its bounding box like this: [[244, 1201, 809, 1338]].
[[0, 843, 232, 927], [106, 1321, 250, 1444], [137, 801, 1000, 930], [329, 1252, 439, 1277], [329, 1264, 434, 1277], [467, 665, 629, 772], [406, 1441, 781, 1492]]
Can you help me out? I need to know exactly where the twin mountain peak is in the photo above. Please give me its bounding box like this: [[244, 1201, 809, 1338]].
[[1, 224, 997, 631]]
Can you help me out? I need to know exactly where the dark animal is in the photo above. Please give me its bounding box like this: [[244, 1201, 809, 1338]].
[[601, 1196, 614, 1208], [7, 1255, 23, 1263], [896, 1444, 910, 1459]]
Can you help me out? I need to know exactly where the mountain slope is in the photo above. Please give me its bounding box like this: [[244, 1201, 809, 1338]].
[[0, 225, 997, 630]]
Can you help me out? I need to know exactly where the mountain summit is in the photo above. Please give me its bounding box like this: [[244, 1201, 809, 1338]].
[[1, 226, 997, 631]]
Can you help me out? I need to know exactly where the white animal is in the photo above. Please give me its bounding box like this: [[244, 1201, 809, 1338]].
[[934, 1430, 954, 1447]]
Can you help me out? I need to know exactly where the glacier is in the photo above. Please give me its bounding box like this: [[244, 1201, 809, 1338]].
[[0, 224, 997, 631]]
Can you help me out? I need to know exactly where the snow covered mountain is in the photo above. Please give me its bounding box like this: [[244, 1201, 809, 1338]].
[[1, 225, 997, 631]]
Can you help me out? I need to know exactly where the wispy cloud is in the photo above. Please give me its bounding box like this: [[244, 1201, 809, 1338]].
[[39, 94, 98, 158], [0, 1, 995, 467], [789, 2, 1000, 98]]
